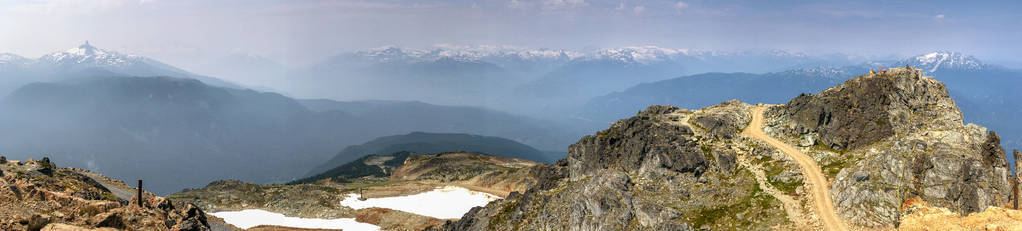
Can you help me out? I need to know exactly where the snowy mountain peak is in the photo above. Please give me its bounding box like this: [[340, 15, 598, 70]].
[[592, 46, 691, 64], [349, 45, 582, 63], [40, 42, 140, 67], [903, 51, 984, 72], [66, 41, 101, 56], [336, 45, 845, 67], [353, 45, 421, 63], [0, 53, 29, 65]]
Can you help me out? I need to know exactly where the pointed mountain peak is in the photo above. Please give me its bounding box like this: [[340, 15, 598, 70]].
[[63, 41, 108, 57], [39, 41, 141, 67]]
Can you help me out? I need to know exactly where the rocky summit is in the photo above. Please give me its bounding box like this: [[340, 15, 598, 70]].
[[765, 67, 1014, 227], [441, 67, 1021, 230]]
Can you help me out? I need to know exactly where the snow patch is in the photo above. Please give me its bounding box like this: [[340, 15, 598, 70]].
[[340, 186, 501, 219], [210, 209, 380, 230]]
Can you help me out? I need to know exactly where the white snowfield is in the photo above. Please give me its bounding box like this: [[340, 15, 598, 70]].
[[209, 209, 380, 230], [340, 186, 502, 219]]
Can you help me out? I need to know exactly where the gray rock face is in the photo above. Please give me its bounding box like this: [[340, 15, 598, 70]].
[[441, 103, 788, 230], [767, 69, 1013, 227]]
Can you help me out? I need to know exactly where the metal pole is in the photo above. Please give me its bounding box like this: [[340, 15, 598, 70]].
[[137, 179, 143, 207]]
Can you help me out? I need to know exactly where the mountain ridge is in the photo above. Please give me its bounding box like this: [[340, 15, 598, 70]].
[[0, 76, 571, 195], [440, 67, 1019, 230]]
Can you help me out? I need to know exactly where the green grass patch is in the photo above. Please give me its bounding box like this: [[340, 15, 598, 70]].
[[769, 179, 803, 196], [812, 143, 843, 154], [821, 159, 850, 179], [684, 183, 784, 229], [487, 199, 521, 230]]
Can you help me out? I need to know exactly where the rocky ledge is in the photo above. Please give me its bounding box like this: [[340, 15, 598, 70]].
[[0, 156, 212, 231]]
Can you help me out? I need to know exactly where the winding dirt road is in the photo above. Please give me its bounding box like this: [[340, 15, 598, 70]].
[[744, 106, 848, 231]]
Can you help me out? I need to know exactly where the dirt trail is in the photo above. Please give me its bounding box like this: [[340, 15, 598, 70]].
[[744, 106, 848, 231], [80, 171, 136, 202], [736, 153, 810, 227]]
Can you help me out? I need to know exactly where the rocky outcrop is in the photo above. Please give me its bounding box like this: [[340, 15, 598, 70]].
[[766, 68, 961, 150], [168, 180, 356, 219], [391, 152, 543, 196], [442, 102, 792, 230], [566, 105, 707, 179], [0, 158, 212, 231], [765, 68, 1013, 227]]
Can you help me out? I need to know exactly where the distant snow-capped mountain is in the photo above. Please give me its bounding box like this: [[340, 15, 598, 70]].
[[36, 41, 199, 77], [0, 41, 238, 89], [0, 53, 29, 66], [343, 45, 583, 65], [898, 51, 986, 72], [589, 46, 693, 64], [340, 45, 823, 66], [39, 41, 139, 67]]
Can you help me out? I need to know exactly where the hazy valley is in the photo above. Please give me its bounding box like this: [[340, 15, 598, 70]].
[[2, 1, 1021, 229]]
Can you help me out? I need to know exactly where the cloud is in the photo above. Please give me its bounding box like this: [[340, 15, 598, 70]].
[[674, 1, 688, 9], [541, 0, 587, 10], [633, 5, 644, 15], [507, 0, 531, 9], [933, 14, 945, 21], [4, 0, 134, 15], [507, 0, 587, 10]]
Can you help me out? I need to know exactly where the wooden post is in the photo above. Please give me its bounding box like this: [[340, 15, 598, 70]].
[[137, 179, 143, 207], [1013, 177, 1019, 210]]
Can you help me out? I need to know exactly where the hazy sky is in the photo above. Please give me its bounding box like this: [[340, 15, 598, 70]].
[[1, 0, 1020, 69]]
